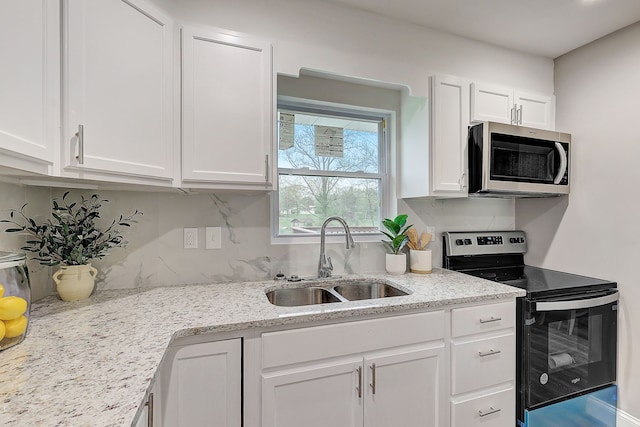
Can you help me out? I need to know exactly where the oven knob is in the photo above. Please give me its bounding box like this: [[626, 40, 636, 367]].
[[455, 239, 464, 246], [464, 239, 472, 245], [510, 237, 517, 243]]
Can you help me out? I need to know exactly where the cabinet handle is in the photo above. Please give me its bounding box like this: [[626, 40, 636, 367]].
[[356, 366, 362, 398], [517, 105, 523, 124], [478, 406, 501, 417], [75, 124, 84, 165], [478, 349, 502, 357], [265, 154, 270, 183], [510, 105, 516, 124], [146, 392, 154, 427], [479, 316, 502, 324], [370, 363, 376, 395]]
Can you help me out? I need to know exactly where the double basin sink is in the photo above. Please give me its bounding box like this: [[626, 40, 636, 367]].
[[266, 279, 409, 307]]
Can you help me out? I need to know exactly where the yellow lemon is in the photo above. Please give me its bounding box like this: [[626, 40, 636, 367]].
[[0, 296, 28, 320], [0, 284, 4, 298], [4, 316, 27, 338], [0, 320, 5, 341]]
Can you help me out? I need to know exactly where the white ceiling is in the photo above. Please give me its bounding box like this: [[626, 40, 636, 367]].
[[318, 0, 640, 58]]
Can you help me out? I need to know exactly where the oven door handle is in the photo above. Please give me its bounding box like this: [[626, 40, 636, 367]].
[[535, 291, 618, 312], [553, 142, 568, 185]]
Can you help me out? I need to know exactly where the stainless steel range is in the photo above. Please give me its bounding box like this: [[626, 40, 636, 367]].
[[443, 230, 618, 427]]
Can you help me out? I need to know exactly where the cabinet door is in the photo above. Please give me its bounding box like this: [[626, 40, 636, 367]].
[[163, 339, 242, 427], [514, 90, 555, 130], [431, 75, 469, 195], [470, 82, 514, 125], [64, 0, 174, 181], [0, 0, 58, 173], [262, 358, 364, 427], [364, 344, 446, 427], [181, 26, 274, 188]]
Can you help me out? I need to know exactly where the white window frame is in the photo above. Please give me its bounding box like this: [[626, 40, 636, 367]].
[[271, 96, 394, 245]]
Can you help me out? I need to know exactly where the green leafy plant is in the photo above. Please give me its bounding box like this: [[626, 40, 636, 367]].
[[381, 214, 412, 255], [1, 192, 142, 266]]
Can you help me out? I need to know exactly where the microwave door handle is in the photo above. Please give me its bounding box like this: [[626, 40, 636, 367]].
[[553, 142, 568, 184], [535, 291, 618, 312]]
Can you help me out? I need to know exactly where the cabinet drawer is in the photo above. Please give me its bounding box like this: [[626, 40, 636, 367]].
[[451, 387, 515, 427], [451, 333, 515, 394], [262, 311, 444, 369], [451, 301, 515, 338]]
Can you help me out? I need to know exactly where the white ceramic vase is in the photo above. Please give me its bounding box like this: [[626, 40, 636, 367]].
[[385, 253, 407, 275], [52, 264, 98, 302], [410, 249, 432, 274]]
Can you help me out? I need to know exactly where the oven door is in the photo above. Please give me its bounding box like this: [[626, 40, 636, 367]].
[[524, 289, 618, 409]]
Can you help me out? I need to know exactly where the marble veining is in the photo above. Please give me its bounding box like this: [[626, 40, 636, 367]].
[[0, 269, 525, 427]]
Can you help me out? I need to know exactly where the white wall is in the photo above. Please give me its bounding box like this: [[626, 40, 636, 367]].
[[153, 0, 554, 97], [516, 21, 640, 416]]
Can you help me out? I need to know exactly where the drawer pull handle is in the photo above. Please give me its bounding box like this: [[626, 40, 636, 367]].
[[479, 316, 502, 324], [478, 406, 501, 417], [370, 363, 376, 395], [356, 366, 362, 398], [146, 392, 154, 427], [478, 349, 502, 357]]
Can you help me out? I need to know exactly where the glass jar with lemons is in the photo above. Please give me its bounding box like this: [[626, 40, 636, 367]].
[[0, 252, 30, 351]]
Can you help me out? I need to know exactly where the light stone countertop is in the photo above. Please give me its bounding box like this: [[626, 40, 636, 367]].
[[0, 269, 525, 427]]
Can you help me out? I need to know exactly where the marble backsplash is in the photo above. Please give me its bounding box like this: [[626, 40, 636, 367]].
[[0, 181, 514, 300]]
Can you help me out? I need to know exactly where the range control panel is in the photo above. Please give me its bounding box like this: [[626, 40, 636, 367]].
[[444, 231, 527, 256]]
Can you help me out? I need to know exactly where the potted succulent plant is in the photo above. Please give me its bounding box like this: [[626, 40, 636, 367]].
[[2, 192, 141, 301], [381, 214, 412, 275]]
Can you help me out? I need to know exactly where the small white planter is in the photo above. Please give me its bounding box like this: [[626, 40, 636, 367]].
[[410, 249, 432, 274], [52, 264, 98, 302], [385, 253, 406, 275]]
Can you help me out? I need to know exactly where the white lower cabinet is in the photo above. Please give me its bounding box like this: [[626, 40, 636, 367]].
[[363, 346, 445, 427], [262, 357, 364, 427], [261, 311, 447, 427], [450, 301, 516, 427], [161, 338, 242, 427], [262, 344, 445, 427]]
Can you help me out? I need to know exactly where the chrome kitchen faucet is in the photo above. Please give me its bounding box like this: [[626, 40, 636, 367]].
[[317, 216, 356, 278]]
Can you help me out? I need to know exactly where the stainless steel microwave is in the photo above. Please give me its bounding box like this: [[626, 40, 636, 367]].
[[468, 121, 571, 197]]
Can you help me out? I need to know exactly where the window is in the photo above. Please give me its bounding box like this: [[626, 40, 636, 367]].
[[273, 100, 390, 242]]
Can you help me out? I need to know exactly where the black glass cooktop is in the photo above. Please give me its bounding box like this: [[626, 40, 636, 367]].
[[464, 265, 616, 297]]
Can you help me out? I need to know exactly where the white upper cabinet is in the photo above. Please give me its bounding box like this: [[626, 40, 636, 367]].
[[181, 26, 275, 190], [0, 0, 59, 174], [430, 75, 470, 195], [471, 82, 555, 130], [399, 74, 469, 198], [63, 0, 174, 183]]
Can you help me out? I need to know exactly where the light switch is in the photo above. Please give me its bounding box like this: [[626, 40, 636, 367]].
[[206, 227, 222, 249]]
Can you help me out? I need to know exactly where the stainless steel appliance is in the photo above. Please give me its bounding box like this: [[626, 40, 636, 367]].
[[468, 122, 571, 197], [443, 231, 618, 427]]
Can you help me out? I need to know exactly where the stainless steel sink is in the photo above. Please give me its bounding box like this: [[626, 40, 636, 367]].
[[265, 280, 410, 306], [265, 287, 341, 307], [333, 281, 409, 301]]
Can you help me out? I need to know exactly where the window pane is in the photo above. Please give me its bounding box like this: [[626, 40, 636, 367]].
[[278, 112, 380, 173], [278, 174, 381, 236]]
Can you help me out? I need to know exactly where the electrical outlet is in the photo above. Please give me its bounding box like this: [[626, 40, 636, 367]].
[[206, 227, 222, 249], [183, 228, 198, 249]]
